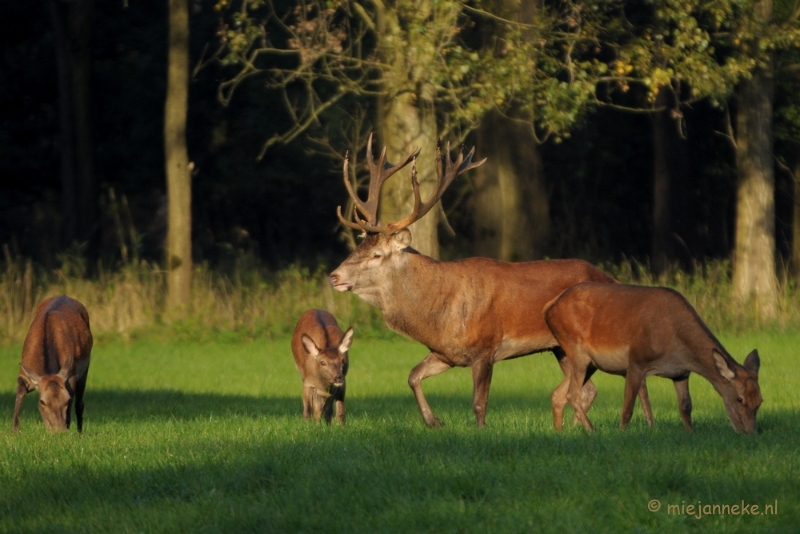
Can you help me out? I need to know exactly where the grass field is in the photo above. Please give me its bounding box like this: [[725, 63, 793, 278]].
[[2, 330, 798, 533]]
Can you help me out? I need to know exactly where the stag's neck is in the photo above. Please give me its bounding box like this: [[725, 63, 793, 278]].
[[377, 252, 455, 346]]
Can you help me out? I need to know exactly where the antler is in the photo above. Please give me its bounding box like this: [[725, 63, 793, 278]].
[[337, 133, 420, 234], [337, 135, 486, 236], [384, 140, 487, 235]]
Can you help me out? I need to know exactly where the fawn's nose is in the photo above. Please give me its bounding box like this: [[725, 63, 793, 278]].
[[329, 274, 339, 286]]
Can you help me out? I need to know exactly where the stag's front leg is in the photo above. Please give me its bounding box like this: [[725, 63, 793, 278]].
[[471, 360, 494, 428], [408, 352, 452, 428], [551, 377, 570, 431]]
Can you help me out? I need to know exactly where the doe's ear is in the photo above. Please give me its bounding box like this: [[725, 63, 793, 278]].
[[392, 229, 412, 250], [20, 364, 42, 388], [301, 334, 321, 358], [743, 349, 760, 374], [712, 349, 736, 381], [338, 327, 354, 353]]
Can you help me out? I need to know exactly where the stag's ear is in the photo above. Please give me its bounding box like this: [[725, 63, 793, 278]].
[[743, 349, 760, 374], [20, 364, 42, 387], [338, 327, 354, 353], [712, 349, 736, 381], [392, 229, 412, 250], [301, 334, 320, 358]]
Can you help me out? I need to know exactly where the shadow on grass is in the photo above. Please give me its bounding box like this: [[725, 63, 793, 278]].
[[3, 401, 799, 533], [13, 388, 567, 425]]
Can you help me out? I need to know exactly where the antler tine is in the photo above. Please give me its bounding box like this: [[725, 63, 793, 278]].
[[413, 140, 474, 221], [336, 205, 366, 232], [385, 158, 422, 235]]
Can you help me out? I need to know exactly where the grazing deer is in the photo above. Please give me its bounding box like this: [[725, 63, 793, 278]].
[[545, 282, 762, 433], [329, 134, 635, 428], [12, 295, 93, 432], [291, 309, 354, 424]]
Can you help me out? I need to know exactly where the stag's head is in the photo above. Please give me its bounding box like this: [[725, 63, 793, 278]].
[[713, 349, 762, 434], [329, 134, 484, 305], [19, 363, 73, 432], [301, 328, 354, 387]]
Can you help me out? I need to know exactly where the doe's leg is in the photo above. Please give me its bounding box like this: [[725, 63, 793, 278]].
[[12, 378, 28, 431], [673, 377, 692, 432], [620, 366, 646, 430]]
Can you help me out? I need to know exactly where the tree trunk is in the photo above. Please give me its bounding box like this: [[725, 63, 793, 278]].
[[792, 153, 800, 281], [733, 52, 778, 318], [376, 2, 440, 259], [164, 0, 192, 316], [379, 88, 440, 258], [51, 0, 97, 258], [651, 87, 688, 274], [473, 109, 550, 260]]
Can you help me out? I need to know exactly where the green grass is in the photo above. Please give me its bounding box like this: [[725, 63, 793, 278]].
[[2, 332, 799, 533]]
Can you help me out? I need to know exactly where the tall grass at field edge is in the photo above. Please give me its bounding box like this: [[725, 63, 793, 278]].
[[2, 251, 799, 344]]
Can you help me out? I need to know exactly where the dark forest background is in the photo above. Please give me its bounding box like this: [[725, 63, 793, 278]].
[[0, 0, 797, 274]]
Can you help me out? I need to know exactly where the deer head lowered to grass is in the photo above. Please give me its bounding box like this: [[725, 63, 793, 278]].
[[328, 134, 648, 428], [545, 282, 762, 433], [13, 295, 93, 433]]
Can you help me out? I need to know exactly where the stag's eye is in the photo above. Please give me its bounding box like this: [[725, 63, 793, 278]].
[[319, 361, 327, 366], [39, 400, 46, 406], [737, 397, 744, 404], [372, 252, 382, 259]]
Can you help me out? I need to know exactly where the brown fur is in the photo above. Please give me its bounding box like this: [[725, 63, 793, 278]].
[[329, 230, 627, 428], [545, 282, 762, 433], [13, 295, 93, 432], [291, 309, 353, 425]]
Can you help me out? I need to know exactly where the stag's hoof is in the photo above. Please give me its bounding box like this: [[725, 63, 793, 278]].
[[424, 417, 444, 429]]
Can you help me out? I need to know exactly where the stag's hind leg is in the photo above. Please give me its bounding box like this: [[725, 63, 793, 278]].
[[408, 352, 452, 428], [471, 360, 494, 428]]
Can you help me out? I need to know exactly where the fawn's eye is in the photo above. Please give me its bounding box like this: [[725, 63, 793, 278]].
[[319, 361, 327, 366], [737, 397, 743, 404]]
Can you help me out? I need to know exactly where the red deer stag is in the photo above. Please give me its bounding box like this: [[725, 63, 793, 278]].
[[329, 134, 634, 428], [12, 295, 93, 432], [291, 309, 354, 424], [545, 282, 762, 433]]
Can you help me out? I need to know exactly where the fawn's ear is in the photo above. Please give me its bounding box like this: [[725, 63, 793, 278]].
[[712, 349, 736, 381], [20, 364, 42, 388], [743, 349, 760, 374], [338, 327, 354, 353], [301, 334, 320, 358]]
